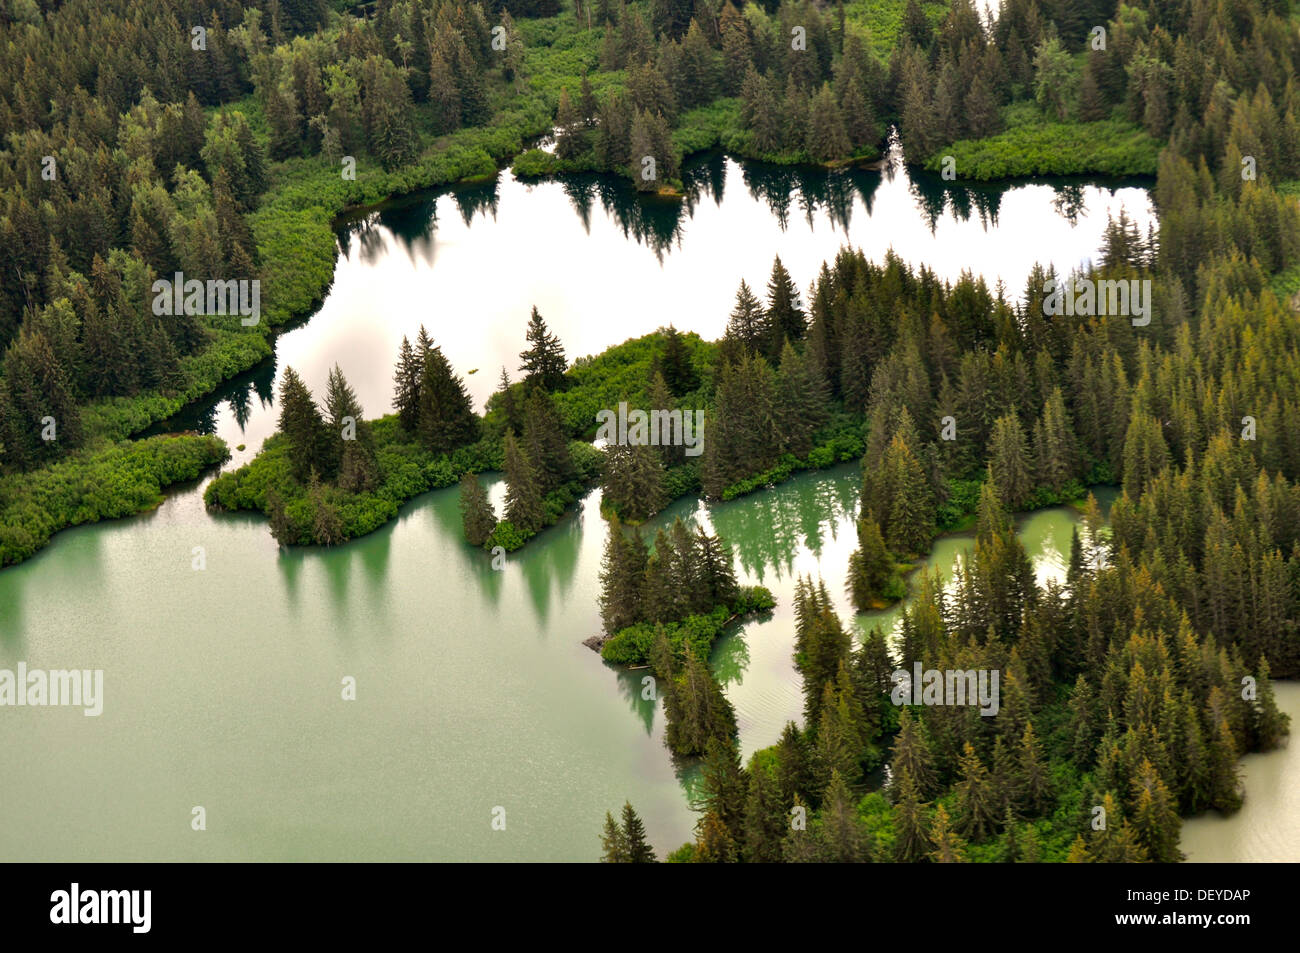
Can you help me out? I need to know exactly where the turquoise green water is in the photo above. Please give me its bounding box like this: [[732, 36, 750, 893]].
[[0, 459, 1099, 860], [11, 152, 1260, 863]]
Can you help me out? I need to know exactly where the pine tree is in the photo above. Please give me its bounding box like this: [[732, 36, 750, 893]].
[[701, 736, 748, 846], [278, 366, 332, 483], [989, 414, 1034, 509], [724, 278, 769, 354], [459, 471, 496, 547], [393, 335, 423, 434], [805, 83, 850, 162], [1131, 759, 1183, 863], [764, 256, 805, 355], [598, 516, 648, 633], [1017, 720, 1052, 814], [522, 385, 574, 495], [655, 325, 698, 395], [417, 344, 478, 454], [601, 443, 667, 522], [953, 742, 998, 842], [890, 706, 937, 798], [600, 811, 629, 861], [848, 515, 894, 611], [502, 429, 544, 535], [928, 804, 968, 862], [621, 802, 656, 862], [742, 764, 787, 863], [892, 767, 931, 862], [519, 307, 567, 390]]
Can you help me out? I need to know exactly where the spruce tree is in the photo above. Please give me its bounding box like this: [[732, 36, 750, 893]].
[[819, 770, 870, 862], [656, 325, 698, 395], [1131, 759, 1183, 863], [892, 768, 931, 862], [666, 643, 736, 756], [502, 428, 544, 535], [693, 526, 739, 609], [928, 804, 968, 862], [599, 811, 628, 862], [742, 764, 787, 863], [1017, 720, 1053, 814], [620, 802, 656, 862], [522, 385, 574, 495], [890, 706, 938, 798], [417, 345, 478, 455], [393, 335, 423, 434], [805, 82, 850, 162], [324, 363, 376, 490], [848, 515, 894, 611], [599, 517, 648, 634], [725, 278, 768, 354], [278, 366, 332, 483], [694, 810, 738, 862], [554, 87, 584, 160], [518, 307, 567, 390], [646, 370, 685, 468], [774, 339, 828, 457], [458, 471, 496, 547], [701, 736, 748, 846], [953, 742, 998, 842], [601, 443, 667, 522], [764, 255, 805, 355], [989, 414, 1034, 509]]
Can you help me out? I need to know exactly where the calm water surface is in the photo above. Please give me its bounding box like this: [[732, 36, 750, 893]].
[[13, 152, 1281, 862]]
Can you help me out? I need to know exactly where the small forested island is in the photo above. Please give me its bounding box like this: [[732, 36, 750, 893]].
[[0, 0, 1298, 868]]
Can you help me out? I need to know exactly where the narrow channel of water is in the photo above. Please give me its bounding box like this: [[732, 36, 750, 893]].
[[6, 152, 1232, 861]]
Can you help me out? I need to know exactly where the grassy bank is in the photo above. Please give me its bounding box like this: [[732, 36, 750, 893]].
[[0, 435, 229, 568], [925, 105, 1161, 180]]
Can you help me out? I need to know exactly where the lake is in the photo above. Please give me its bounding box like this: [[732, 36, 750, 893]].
[[15, 147, 1282, 862]]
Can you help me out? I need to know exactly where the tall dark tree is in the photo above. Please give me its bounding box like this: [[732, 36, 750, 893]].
[[519, 307, 567, 391], [459, 471, 496, 547], [764, 255, 805, 355], [655, 325, 698, 395], [417, 345, 478, 454], [502, 428, 544, 534], [393, 335, 423, 434], [278, 366, 333, 483], [620, 801, 656, 862]]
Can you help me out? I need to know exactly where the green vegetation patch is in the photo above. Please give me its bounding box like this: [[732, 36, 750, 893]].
[[600, 586, 776, 666], [927, 116, 1160, 180], [0, 435, 228, 568]]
